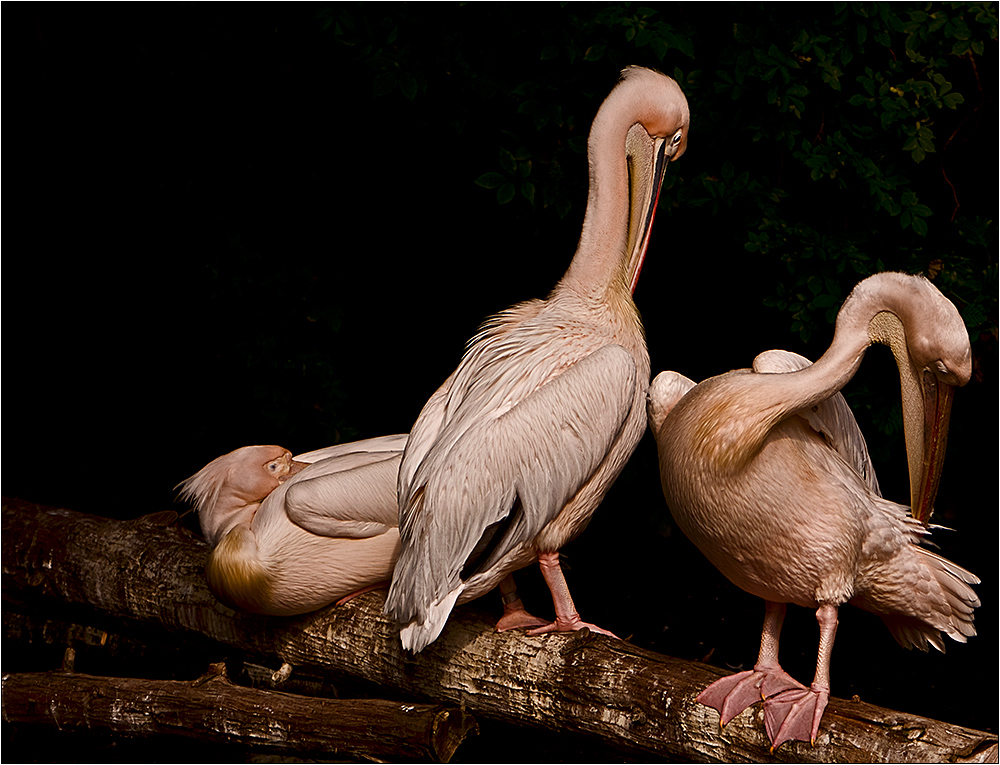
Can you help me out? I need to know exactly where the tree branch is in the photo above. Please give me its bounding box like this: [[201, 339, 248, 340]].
[[3, 498, 996, 763], [1, 667, 476, 762]]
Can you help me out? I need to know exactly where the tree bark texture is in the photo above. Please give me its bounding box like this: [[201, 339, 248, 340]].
[[1, 668, 476, 762], [3, 498, 997, 763]]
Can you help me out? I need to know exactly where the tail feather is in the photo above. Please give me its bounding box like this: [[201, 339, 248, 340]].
[[870, 546, 979, 653], [397, 585, 464, 653]]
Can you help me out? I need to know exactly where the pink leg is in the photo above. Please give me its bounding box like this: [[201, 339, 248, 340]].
[[495, 574, 550, 632], [764, 604, 837, 750], [526, 551, 617, 638], [698, 601, 806, 726], [334, 580, 389, 606]]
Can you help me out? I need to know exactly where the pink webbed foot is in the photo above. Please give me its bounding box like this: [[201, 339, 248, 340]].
[[495, 598, 551, 632], [698, 666, 806, 726], [764, 682, 830, 750], [530, 551, 618, 639], [526, 615, 617, 638]]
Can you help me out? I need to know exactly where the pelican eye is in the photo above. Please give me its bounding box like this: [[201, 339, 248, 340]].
[[266, 460, 281, 473], [930, 360, 949, 376], [670, 129, 683, 146]]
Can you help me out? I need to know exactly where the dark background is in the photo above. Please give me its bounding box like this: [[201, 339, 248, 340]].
[[5, 1, 997, 752]]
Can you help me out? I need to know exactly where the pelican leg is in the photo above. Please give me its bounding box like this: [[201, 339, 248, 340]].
[[334, 581, 390, 606], [698, 601, 806, 726], [526, 551, 617, 638], [495, 574, 551, 632], [764, 603, 837, 750]]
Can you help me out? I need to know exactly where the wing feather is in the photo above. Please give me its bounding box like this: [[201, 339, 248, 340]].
[[754, 349, 880, 495], [276, 449, 402, 538], [294, 433, 408, 464], [387, 343, 637, 624]]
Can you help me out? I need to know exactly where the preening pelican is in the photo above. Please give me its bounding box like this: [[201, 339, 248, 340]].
[[178, 435, 407, 614], [385, 65, 690, 653], [179, 434, 540, 625], [647, 272, 978, 749]]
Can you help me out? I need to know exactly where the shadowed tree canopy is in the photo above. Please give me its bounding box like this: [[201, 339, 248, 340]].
[[5, 0, 997, 752]]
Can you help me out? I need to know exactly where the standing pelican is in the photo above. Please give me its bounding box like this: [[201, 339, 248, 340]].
[[647, 272, 979, 749], [178, 435, 406, 614], [179, 434, 540, 625], [385, 66, 690, 652]]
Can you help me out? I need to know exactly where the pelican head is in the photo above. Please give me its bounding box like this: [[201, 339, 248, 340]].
[[855, 272, 972, 522], [618, 67, 689, 293], [177, 444, 302, 545], [567, 66, 689, 299]]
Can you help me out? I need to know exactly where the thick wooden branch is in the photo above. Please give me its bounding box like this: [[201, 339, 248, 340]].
[[3, 498, 997, 763], [1, 667, 476, 762]]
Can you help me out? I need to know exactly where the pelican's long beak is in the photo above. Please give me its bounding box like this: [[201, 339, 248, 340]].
[[878, 306, 966, 526], [283, 459, 309, 482], [625, 128, 674, 294], [898, 352, 957, 525], [910, 370, 956, 524]]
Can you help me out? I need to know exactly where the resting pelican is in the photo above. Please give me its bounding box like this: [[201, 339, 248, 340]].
[[385, 65, 690, 652], [179, 434, 540, 625], [178, 435, 406, 614], [647, 272, 979, 749]]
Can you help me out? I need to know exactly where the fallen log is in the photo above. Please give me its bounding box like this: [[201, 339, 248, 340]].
[[3, 498, 997, 763], [1, 666, 476, 762]]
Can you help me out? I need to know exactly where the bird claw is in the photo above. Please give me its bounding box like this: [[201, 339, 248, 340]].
[[698, 666, 806, 726], [526, 616, 617, 638], [495, 601, 551, 632], [764, 683, 829, 751]]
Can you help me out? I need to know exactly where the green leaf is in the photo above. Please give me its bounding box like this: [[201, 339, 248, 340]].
[[811, 293, 841, 308], [499, 148, 516, 175], [521, 182, 536, 205], [475, 172, 507, 189], [399, 71, 417, 101], [944, 92, 965, 108], [676, 33, 695, 58], [497, 182, 515, 205], [961, 301, 987, 327]]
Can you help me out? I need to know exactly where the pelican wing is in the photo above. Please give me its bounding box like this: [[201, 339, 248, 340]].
[[279, 448, 402, 539], [294, 433, 408, 464], [647, 370, 696, 435], [388, 343, 638, 623], [754, 349, 880, 496]]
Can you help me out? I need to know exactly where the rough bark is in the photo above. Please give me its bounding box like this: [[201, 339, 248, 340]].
[[1, 667, 476, 762], [3, 498, 997, 763]]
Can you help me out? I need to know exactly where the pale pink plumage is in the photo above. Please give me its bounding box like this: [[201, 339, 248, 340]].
[[178, 435, 406, 615], [179, 435, 542, 628], [386, 66, 690, 652], [648, 271, 978, 749]]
